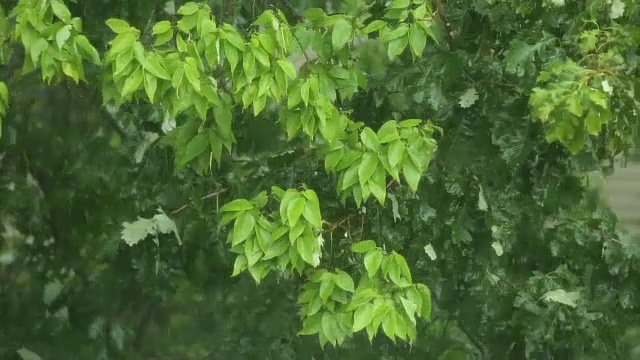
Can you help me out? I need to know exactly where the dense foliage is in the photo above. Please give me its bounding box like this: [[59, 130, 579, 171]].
[[1, 0, 640, 359]]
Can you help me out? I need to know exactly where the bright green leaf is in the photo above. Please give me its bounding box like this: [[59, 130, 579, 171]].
[[106, 18, 132, 34], [334, 270, 355, 292], [233, 212, 255, 246], [358, 152, 379, 186], [177, 2, 199, 15], [332, 18, 352, 51], [352, 240, 377, 253], [143, 72, 157, 102], [287, 197, 306, 227], [360, 128, 380, 151], [353, 303, 376, 332], [221, 199, 254, 213], [231, 254, 248, 276], [408, 24, 427, 57], [50, 0, 72, 23], [364, 249, 383, 278], [402, 158, 421, 192], [319, 278, 335, 303]]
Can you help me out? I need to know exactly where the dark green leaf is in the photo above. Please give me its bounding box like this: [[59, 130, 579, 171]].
[[180, 133, 208, 165]]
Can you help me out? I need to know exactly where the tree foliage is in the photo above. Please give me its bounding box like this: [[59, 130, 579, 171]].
[[1, 0, 640, 359]]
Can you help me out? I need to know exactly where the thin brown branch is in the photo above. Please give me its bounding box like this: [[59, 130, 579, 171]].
[[170, 188, 227, 215]]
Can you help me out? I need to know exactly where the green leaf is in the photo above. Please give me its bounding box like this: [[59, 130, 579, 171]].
[[248, 262, 269, 283], [184, 58, 201, 91], [177, 2, 199, 15], [16, 348, 42, 360], [319, 278, 335, 303], [299, 313, 323, 335], [152, 21, 172, 35], [55, 25, 71, 49], [106, 18, 132, 34], [504, 40, 535, 76], [402, 158, 421, 192], [287, 197, 306, 227], [387, 35, 408, 60], [297, 231, 316, 266], [381, 311, 397, 342], [399, 297, 417, 325], [408, 24, 427, 57], [263, 237, 289, 260], [358, 152, 379, 186], [377, 121, 400, 143], [143, 72, 157, 102], [405, 287, 423, 317], [144, 53, 171, 80], [334, 270, 355, 292], [352, 240, 377, 253], [221, 199, 254, 212], [325, 149, 344, 171], [369, 166, 387, 205], [277, 59, 297, 78], [398, 119, 421, 128], [388, 139, 406, 168], [388, 0, 410, 9], [231, 254, 248, 276], [416, 284, 432, 318], [585, 110, 604, 135], [121, 218, 156, 246], [43, 280, 64, 305], [541, 289, 580, 308], [300, 81, 310, 106], [588, 91, 608, 109], [360, 128, 380, 151], [321, 312, 342, 345], [223, 41, 239, 71], [364, 249, 383, 278], [152, 209, 180, 242], [352, 303, 376, 332], [110, 33, 136, 55], [567, 95, 583, 117], [332, 18, 352, 51], [74, 35, 101, 64], [0, 82, 8, 108], [341, 164, 359, 190], [393, 252, 412, 283], [233, 212, 255, 246], [180, 133, 208, 165], [459, 87, 479, 108], [302, 199, 322, 229], [154, 30, 173, 46], [51, 0, 72, 23], [362, 20, 387, 34], [223, 28, 246, 50]]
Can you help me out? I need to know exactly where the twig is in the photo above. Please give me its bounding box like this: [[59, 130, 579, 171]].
[[171, 188, 227, 214]]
